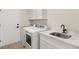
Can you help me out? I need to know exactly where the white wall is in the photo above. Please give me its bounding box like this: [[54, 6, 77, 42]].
[[19, 9, 30, 27], [20, 10, 30, 44], [47, 9, 79, 33]]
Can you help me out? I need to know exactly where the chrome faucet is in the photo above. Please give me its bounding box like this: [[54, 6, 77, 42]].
[[61, 24, 67, 34]]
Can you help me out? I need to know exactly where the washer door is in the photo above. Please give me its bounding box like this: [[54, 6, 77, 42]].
[[26, 34, 31, 46]]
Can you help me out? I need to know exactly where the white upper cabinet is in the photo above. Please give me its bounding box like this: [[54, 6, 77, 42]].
[[28, 9, 47, 19]]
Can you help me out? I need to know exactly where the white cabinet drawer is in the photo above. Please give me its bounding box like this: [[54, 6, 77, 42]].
[[40, 34, 76, 49], [40, 39, 57, 49]]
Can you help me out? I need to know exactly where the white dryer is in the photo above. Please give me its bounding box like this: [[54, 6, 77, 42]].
[[22, 26, 47, 49]]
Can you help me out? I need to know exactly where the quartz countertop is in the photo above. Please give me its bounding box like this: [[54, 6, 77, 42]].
[[40, 30, 79, 48], [23, 26, 47, 33]]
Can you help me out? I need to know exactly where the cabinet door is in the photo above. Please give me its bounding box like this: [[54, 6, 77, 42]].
[[32, 9, 42, 19], [40, 34, 57, 49], [42, 9, 47, 19], [40, 39, 57, 49], [40, 34, 76, 49], [29, 9, 47, 19]]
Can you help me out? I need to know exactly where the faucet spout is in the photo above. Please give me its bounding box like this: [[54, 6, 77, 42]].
[[61, 24, 67, 34]]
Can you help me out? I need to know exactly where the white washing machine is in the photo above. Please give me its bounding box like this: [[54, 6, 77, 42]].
[[22, 26, 47, 49]]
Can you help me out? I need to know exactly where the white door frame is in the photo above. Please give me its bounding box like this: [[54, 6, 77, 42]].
[[0, 9, 21, 47]]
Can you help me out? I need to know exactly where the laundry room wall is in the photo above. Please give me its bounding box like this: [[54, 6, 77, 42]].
[[20, 9, 30, 45], [19, 9, 30, 27], [47, 9, 79, 34]]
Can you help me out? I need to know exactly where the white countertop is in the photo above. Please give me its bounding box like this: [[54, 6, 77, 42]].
[[23, 26, 47, 33], [40, 30, 79, 48]]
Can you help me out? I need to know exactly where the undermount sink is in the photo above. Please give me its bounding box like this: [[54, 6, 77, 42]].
[[50, 32, 71, 39]]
